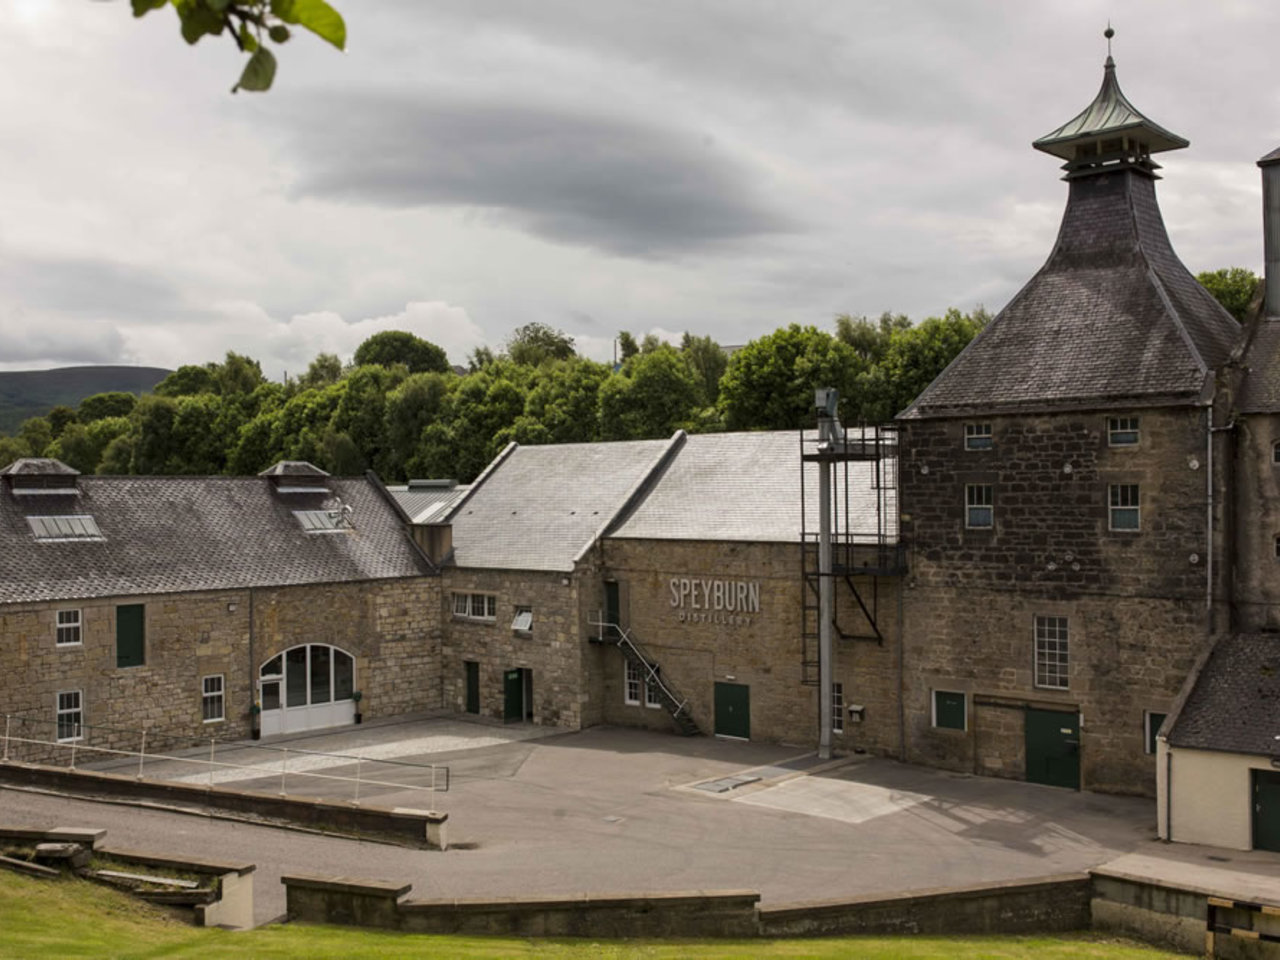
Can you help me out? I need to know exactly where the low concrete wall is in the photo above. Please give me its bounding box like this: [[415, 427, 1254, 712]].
[[0, 762, 446, 849], [759, 875, 1091, 937], [283, 875, 761, 938]]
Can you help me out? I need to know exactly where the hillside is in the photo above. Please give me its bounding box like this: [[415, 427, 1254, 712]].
[[0, 365, 170, 435]]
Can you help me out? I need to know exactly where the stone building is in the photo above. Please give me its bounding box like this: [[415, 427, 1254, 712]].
[[896, 51, 1240, 796], [0, 458, 441, 755]]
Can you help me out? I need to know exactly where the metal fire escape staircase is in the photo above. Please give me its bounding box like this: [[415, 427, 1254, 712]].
[[590, 618, 700, 736], [799, 422, 905, 686]]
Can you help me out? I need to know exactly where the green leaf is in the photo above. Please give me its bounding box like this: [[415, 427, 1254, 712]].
[[130, 0, 168, 17], [268, 24, 291, 43], [233, 46, 277, 93], [239, 23, 259, 52], [270, 0, 345, 50], [177, 3, 227, 45], [206, 0, 233, 10]]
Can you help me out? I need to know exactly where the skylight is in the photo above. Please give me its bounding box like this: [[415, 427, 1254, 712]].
[[294, 509, 350, 534], [28, 515, 104, 542]]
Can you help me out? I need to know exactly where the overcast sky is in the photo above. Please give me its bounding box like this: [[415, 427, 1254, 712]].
[[1, 1, 1277, 376]]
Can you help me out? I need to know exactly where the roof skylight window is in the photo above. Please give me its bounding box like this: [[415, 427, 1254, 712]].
[[294, 509, 351, 534], [28, 515, 104, 542]]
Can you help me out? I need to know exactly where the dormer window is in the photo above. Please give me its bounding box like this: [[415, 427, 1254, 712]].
[[1108, 416, 1140, 447], [28, 515, 103, 542], [964, 424, 993, 450]]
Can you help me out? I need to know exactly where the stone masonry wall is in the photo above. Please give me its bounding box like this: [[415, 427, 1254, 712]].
[[1232, 413, 1280, 631], [0, 576, 441, 760], [899, 407, 1213, 795], [601, 538, 903, 752]]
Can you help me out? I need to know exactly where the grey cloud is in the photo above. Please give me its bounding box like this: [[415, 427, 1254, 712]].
[[0, 256, 183, 320], [0, 311, 125, 365], [276, 95, 796, 258]]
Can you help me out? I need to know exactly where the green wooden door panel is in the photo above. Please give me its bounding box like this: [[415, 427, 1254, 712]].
[[714, 682, 750, 739], [1025, 708, 1080, 790], [503, 669, 523, 723], [116, 604, 146, 668], [1253, 770, 1280, 852], [465, 661, 480, 715]]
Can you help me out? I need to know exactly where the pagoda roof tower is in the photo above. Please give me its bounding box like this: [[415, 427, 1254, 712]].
[[901, 32, 1239, 419]]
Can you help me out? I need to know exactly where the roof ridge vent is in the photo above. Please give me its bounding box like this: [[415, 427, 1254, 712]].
[[260, 460, 332, 494], [1, 458, 81, 496]]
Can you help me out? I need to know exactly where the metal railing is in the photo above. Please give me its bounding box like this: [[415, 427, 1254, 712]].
[[588, 614, 690, 718], [1, 713, 448, 808]]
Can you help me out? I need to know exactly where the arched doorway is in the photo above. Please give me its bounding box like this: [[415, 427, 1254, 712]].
[[258, 644, 356, 736]]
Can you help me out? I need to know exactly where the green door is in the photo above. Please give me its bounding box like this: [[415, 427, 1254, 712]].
[[604, 581, 621, 639], [465, 661, 480, 715], [714, 682, 750, 740], [1253, 770, 1280, 852], [503, 669, 524, 723], [1025, 709, 1080, 789]]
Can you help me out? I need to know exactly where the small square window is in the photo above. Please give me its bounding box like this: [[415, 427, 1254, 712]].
[[511, 606, 533, 634], [202, 675, 225, 723], [1109, 484, 1140, 531], [832, 682, 845, 734], [1144, 711, 1167, 755], [56, 690, 83, 742], [1108, 416, 1140, 447], [56, 609, 82, 646], [1034, 615, 1069, 689], [964, 423, 993, 450], [966, 484, 993, 529], [933, 690, 966, 731]]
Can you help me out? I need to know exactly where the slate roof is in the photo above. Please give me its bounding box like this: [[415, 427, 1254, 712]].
[[900, 165, 1239, 419], [446, 437, 676, 572], [1237, 319, 1280, 413], [1167, 633, 1280, 757], [608, 430, 897, 544], [0, 471, 427, 605], [0, 458, 78, 477], [387, 482, 470, 524]]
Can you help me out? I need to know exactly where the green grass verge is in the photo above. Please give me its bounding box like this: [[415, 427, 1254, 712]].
[[0, 869, 1186, 960]]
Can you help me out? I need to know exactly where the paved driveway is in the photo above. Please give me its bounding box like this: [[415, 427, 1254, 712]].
[[4, 718, 1158, 926]]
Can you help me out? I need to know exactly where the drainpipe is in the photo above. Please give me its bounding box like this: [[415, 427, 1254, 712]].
[[818, 450, 833, 761], [896, 575, 905, 762], [248, 588, 256, 714]]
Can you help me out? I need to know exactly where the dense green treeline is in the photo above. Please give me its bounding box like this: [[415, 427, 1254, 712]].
[[0, 313, 990, 482]]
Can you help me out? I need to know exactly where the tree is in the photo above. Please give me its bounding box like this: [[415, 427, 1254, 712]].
[[1197, 267, 1260, 322], [155, 364, 216, 397], [599, 348, 700, 441], [718, 325, 866, 430], [506, 323, 576, 366], [19, 417, 53, 459], [467, 346, 496, 372], [47, 406, 78, 440], [617, 331, 639, 363], [297, 352, 343, 390], [679, 333, 728, 408], [49, 417, 132, 475], [354, 331, 450, 375], [518, 358, 610, 444], [383, 372, 454, 478], [835, 312, 912, 363], [130, 0, 346, 94], [79, 392, 138, 423]]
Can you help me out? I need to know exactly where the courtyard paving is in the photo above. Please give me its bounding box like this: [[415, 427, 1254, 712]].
[[5, 716, 1276, 926]]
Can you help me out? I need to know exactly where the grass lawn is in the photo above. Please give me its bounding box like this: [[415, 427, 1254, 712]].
[[0, 869, 1187, 960]]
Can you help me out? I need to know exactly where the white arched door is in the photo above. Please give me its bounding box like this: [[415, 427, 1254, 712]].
[[259, 644, 356, 736]]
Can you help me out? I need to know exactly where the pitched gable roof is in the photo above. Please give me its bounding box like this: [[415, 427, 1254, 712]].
[[1167, 632, 1280, 758]]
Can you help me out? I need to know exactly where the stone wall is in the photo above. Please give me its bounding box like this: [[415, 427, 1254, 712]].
[[1232, 413, 1280, 631], [600, 538, 903, 751], [0, 576, 441, 758], [899, 407, 1214, 795]]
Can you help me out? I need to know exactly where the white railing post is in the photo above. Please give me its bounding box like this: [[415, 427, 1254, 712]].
[[208, 738, 216, 788], [353, 756, 362, 806], [2, 715, 9, 763], [136, 727, 147, 781], [69, 729, 78, 770], [279, 748, 288, 796]]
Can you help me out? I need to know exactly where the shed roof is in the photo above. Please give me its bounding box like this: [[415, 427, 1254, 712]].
[[0, 471, 426, 604], [388, 482, 470, 524], [1167, 632, 1280, 758]]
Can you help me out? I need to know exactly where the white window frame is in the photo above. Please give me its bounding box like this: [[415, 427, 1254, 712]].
[[452, 592, 497, 622], [966, 483, 993, 529], [55, 608, 82, 647], [964, 423, 993, 450], [624, 659, 641, 706], [511, 606, 533, 635], [1107, 416, 1140, 447], [1144, 710, 1167, 755], [1108, 483, 1140, 531], [931, 689, 968, 731], [644, 669, 662, 709], [202, 674, 225, 724], [1034, 615, 1070, 690], [832, 682, 844, 734], [56, 690, 83, 742]]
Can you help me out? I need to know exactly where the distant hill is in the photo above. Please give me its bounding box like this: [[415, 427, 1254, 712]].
[[0, 365, 171, 435]]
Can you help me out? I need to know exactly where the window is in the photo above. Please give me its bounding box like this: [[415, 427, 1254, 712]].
[[116, 603, 145, 668], [56, 690, 83, 742], [1274, 536, 1280, 560], [645, 668, 662, 709], [1109, 484, 1140, 531], [56, 609, 82, 646], [202, 675, 225, 723], [28, 515, 103, 542], [1273, 442, 1280, 465], [511, 606, 533, 635], [624, 659, 641, 705], [933, 690, 966, 730], [1034, 615, 1069, 689], [1108, 416, 1140, 447], [293, 509, 349, 534], [964, 423, 992, 450], [452, 592, 496, 621], [966, 484, 993, 529], [1145, 711, 1167, 755], [832, 682, 845, 734]]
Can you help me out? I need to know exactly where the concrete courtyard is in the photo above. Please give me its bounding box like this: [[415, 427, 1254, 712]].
[[5, 716, 1274, 927]]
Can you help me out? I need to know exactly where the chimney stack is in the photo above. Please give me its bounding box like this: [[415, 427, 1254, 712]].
[[1258, 148, 1280, 317]]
